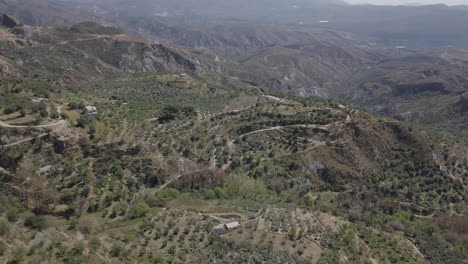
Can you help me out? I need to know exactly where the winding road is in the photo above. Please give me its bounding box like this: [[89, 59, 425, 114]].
[[0, 105, 67, 147], [239, 124, 319, 138]]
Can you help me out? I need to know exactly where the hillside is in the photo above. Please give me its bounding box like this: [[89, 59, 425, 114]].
[[0, 16, 204, 82], [32, 0, 468, 50], [340, 53, 468, 132], [221, 41, 386, 97], [0, 17, 466, 264]]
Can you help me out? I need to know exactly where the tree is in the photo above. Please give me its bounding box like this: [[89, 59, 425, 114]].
[[89, 236, 101, 252], [0, 241, 6, 256], [168, 245, 176, 256], [214, 187, 226, 199], [25, 175, 60, 213], [73, 241, 85, 255], [304, 193, 315, 207], [110, 243, 124, 257], [0, 221, 10, 236], [24, 214, 47, 231], [77, 114, 89, 128], [0, 128, 4, 148], [78, 216, 98, 235], [288, 228, 297, 240], [154, 255, 166, 264], [131, 202, 150, 219]]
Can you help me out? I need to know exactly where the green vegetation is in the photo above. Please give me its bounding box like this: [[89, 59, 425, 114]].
[[0, 17, 465, 264]]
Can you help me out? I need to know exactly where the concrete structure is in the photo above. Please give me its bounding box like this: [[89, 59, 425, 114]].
[[85, 106, 97, 116], [225, 221, 240, 231], [263, 95, 281, 102], [212, 221, 241, 234], [36, 165, 52, 176], [213, 224, 227, 234], [32, 98, 48, 103]]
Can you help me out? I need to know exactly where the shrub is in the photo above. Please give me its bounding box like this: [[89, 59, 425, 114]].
[[110, 243, 124, 257], [78, 216, 98, 234], [0, 241, 6, 256], [89, 236, 101, 252], [0, 221, 10, 236], [304, 193, 315, 207], [6, 208, 18, 222], [76, 115, 89, 128], [168, 245, 176, 256], [154, 255, 166, 263], [289, 228, 297, 241], [68, 217, 79, 230], [10, 247, 26, 263], [131, 202, 150, 219], [214, 187, 226, 199], [24, 215, 47, 231], [153, 188, 180, 207], [202, 189, 216, 200], [73, 241, 85, 255]]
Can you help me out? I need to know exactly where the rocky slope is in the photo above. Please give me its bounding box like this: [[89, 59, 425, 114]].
[[340, 53, 468, 131]]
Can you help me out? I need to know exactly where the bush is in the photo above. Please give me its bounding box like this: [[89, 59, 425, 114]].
[[89, 236, 101, 252], [76, 115, 89, 128], [131, 202, 150, 219], [78, 216, 98, 234], [73, 242, 85, 255], [289, 228, 297, 241], [68, 101, 85, 110], [0, 241, 6, 256], [110, 243, 124, 257], [10, 247, 26, 263], [153, 188, 180, 207], [214, 187, 226, 199], [24, 215, 47, 231], [154, 255, 166, 263], [68, 217, 79, 230], [304, 193, 315, 207], [0, 221, 10, 236], [202, 189, 216, 200], [6, 208, 18, 222], [168, 245, 176, 256]]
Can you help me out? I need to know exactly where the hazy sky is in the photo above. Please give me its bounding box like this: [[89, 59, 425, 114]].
[[345, 0, 468, 5]]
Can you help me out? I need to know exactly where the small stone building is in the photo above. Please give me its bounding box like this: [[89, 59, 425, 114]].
[[36, 165, 53, 176]]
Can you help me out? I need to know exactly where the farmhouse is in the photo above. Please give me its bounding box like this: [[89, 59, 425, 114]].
[[212, 221, 240, 234], [85, 106, 98, 115], [263, 95, 281, 101], [213, 224, 227, 234], [225, 221, 240, 230]]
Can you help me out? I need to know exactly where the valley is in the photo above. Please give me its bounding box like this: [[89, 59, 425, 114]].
[[0, 0, 466, 263]]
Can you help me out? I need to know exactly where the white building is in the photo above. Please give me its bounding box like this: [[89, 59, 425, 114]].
[[85, 106, 97, 115], [225, 221, 240, 231], [36, 165, 53, 176], [212, 221, 241, 234]]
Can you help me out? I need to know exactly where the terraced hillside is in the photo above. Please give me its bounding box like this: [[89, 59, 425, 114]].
[[0, 17, 467, 264]]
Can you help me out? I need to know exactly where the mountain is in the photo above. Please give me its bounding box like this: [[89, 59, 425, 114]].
[[0, 17, 466, 263], [0, 0, 100, 26], [42, 0, 468, 50], [217, 40, 386, 96], [0, 17, 204, 82], [340, 52, 468, 132]]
